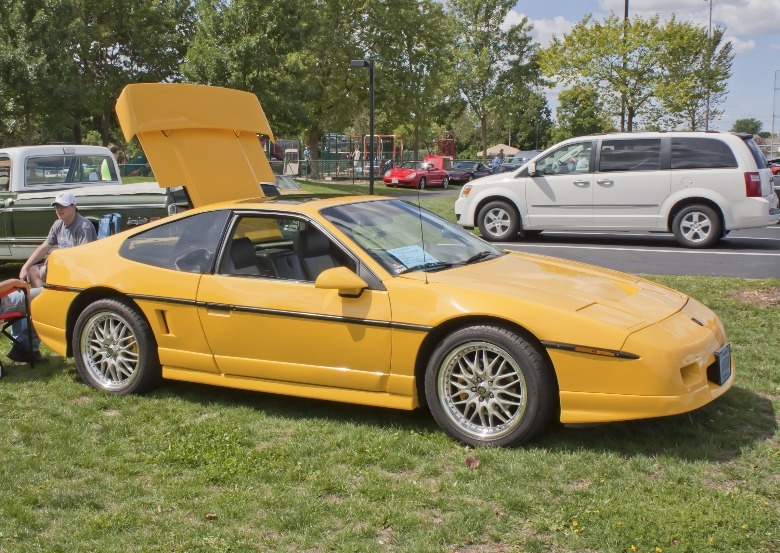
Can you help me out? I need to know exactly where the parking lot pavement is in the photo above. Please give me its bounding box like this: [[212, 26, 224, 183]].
[[499, 225, 780, 279]]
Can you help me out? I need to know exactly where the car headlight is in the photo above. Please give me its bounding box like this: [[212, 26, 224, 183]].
[[384, 171, 390, 177], [408, 172, 416, 178], [461, 185, 472, 197]]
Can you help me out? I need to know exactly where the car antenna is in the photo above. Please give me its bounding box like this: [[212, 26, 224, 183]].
[[416, 186, 429, 285]]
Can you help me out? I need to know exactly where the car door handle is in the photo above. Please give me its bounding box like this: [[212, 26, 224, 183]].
[[573, 180, 590, 187], [596, 179, 614, 187]]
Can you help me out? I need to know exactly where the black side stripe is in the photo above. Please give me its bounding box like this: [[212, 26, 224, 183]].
[[541, 340, 640, 360]]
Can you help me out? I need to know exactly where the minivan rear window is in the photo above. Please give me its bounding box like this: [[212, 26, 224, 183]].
[[741, 137, 768, 169], [671, 138, 737, 169]]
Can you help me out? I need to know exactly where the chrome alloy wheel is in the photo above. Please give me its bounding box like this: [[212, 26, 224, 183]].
[[437, 341, 528, 440], [483, 206, 512, 238], [79, 311, 141, 391], [679, 210, 713, 244]]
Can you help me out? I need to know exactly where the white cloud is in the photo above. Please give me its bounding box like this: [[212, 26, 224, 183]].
[[513, 12, 574, 46], [727, 35, 756, 55]]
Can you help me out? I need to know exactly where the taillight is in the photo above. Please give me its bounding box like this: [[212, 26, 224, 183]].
[[744, 172, 761, 197]]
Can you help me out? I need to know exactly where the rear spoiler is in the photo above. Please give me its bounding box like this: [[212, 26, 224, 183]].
[[116, 83, 275, 206]]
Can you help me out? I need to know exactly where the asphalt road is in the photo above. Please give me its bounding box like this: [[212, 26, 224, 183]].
[[497, 226, 780, 279]]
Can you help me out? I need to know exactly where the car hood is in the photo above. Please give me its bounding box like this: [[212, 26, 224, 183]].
[[387, 168, 417, 177], [116, 83, 276, 207], [406, 251, 687, 328]]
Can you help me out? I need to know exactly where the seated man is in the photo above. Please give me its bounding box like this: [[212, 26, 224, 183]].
[[11, 192, 97, 361], [0, 279, 41, 363], [20, 191, 97, 287]]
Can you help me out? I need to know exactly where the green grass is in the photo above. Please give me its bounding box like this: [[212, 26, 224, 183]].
[[1, 188, 777, 552]]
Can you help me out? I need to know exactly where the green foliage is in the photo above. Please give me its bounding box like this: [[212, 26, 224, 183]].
[[541, 13, 733, 132], [448, 0, 537, 159], [731, 118, 763, 135], [552, 85, 611, 142]]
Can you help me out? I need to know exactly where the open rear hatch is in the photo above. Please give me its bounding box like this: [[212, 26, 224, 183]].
[[116, 83, 276, 206]]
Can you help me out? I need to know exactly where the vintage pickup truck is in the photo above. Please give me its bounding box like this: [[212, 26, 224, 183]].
[[0, 144, 184, 261]]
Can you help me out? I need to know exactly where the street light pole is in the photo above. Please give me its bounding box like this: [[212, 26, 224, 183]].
[[621, 0, 628, 132], [351, 59, 375, 195]]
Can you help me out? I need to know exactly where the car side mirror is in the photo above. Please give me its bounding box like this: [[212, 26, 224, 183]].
[[528, 161, 538, 176], [315, 266, 368, 298]]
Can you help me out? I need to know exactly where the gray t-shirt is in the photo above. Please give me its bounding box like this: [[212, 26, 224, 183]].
[[46, 213, 97, 248]]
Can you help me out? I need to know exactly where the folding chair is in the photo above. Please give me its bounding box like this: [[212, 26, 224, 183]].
[[0, 287, 36, 378]]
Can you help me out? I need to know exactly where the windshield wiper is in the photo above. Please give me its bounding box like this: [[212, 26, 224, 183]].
[[398, 261, 454, 275], [463, 251, 495, 265]]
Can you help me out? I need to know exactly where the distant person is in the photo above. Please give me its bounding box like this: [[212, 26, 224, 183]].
[[491, 153, 501, 174], [303, 146, 311, 176], [101, 143, 119, 180], [498, 148, 505, 161]]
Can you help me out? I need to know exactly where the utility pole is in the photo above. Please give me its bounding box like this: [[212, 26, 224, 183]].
[[705, 0, 713, 130], [621, 0, 628, 132]]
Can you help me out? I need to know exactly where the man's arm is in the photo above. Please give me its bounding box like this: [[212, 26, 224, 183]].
[[0, 278, 30, 295], [20, 242, 54, 282]]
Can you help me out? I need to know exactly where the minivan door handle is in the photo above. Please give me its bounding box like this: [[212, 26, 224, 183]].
[[596, 179, 614, 187], [572, 180, 590, 187]]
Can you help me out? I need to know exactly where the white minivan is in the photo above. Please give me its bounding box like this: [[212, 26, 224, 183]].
[[454, 132, 779, 248]]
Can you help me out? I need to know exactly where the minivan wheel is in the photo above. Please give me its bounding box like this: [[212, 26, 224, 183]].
[[477, 201, 519, 242], [672, 205, 722, 248]]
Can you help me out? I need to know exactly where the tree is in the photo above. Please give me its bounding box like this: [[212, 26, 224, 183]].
[[0, 0, 79, 145], [731, 118, 763, 135], [448, 0, 533, 160], [69, 0, 196, 144], [552, 85, 611, 142], [540, 13, 733, 133], [540, 14, 667, 132], [361, 0, 452, 160], [656, 20, 732, 130], [182, 0, 307, 138]]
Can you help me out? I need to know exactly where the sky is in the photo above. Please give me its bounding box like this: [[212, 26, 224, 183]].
[[510, 0, 780, 134]]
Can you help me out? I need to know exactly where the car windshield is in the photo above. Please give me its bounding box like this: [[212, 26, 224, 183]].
[[451, 161, 475, 170], [274, 175, 301, 190], [321, 199, 503, 275], [401, 162, 425, 170]]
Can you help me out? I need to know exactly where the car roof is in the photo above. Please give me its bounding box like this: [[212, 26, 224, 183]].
[[116, 83, 277, 207]]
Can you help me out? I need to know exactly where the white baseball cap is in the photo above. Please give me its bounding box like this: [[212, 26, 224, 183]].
[[51, 192, 77, 207]]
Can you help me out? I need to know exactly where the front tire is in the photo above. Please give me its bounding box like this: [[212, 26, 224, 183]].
[[424, 325, 556, 447], [477, 200, 519, 241], [72, 298, 161, 395], [672, 205, 721, 248]]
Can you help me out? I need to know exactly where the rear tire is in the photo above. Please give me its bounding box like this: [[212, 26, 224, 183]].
[[477, 200, 519, 242], [72, 298, 161, 395], [442, 177, 449, 189], [424, 325, 556, 447], [672, 205, 721, 248], [418, 177, 426, 190]]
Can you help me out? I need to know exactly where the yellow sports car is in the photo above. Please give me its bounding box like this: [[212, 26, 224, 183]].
[[30, 84, 734, 447]]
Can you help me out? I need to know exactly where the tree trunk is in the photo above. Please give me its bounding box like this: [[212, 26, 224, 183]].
[[307, 127, 320, 179], [101, 105, 112, 146], [481, 114, 488, 161], [72, 121, 82, 145], [413, 125, 419, 161]]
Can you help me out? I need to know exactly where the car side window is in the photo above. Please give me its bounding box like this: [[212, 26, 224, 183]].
[[0, 155, 10, 191], [535, 141, 591, 175], [119, 210, 231, 273], [599, 139, 661, 172], [24, 154, 117, 186], [671, 138, 738, 170], [218, 214, 355, 282]]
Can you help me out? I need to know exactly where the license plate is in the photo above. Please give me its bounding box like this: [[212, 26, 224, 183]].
[[392, 178, 398, 184], [710, 343, 732, 385]]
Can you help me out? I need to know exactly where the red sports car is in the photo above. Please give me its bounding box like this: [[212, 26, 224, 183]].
[[384, 161, 449, 190]]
